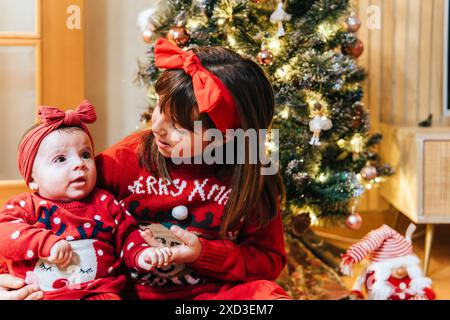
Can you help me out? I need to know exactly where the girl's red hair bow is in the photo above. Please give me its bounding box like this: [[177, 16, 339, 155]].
[[38, 100, 97, 127], [154, 38, 241, 133]]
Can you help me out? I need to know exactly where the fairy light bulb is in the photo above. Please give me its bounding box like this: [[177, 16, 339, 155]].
[[350, 134, 364, 153], [276, 67, 287, 79], [267, 38, 281, 54], [280, 106, 290, 119], [317, 21, 340, 41], [318, 173, 327, 183], [227, 35, 236, 47]]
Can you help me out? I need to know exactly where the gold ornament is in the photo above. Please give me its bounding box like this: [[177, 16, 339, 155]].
[[167, 26, 191, 47]]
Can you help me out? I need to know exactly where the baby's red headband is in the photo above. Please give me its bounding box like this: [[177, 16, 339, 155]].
[[17, 100, 97, 184], [154, 38, 241, 133]]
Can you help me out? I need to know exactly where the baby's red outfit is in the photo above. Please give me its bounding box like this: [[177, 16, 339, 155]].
[[96, 131, 290, 300], [0, 188, 143, 300]]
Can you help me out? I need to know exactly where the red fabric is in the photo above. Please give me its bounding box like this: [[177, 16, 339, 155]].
[[84, 293, 122, 300], [125, 280, 290, 300], [423, 287, 436, 300], [0, 188, 142, 299], [350, 290, 364, 300], [17, 100, 97, 184], [154, 38, 241, 133], [95, 131, 288, 300], [0, 262, 8, 274]]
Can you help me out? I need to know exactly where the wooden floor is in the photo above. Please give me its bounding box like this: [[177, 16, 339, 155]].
[[313, 210, 450, 300]]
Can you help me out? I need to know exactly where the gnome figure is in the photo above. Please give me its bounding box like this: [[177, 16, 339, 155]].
[[340, 224, 436, 300]]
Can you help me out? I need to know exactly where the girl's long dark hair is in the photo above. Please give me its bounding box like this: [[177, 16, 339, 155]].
[[138, 46, 285, 237]]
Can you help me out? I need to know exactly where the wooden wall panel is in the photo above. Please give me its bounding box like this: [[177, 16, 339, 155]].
[[364, 0, 448, 126], [357, 0, 449, 213], [379, 0, 395, 122], [42, 0, 85, 109]]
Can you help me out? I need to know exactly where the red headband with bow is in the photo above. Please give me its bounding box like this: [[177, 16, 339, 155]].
[[18, 100, 97, 184], [154, 38, 241, 133]]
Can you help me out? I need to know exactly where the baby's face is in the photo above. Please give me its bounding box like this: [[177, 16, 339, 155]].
[[31, 129, 97, 202]]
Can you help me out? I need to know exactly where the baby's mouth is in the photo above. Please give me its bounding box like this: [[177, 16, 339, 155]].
[[71, 177, 87, 185]]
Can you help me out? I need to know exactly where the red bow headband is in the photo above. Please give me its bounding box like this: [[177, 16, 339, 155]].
[[17, 100, 97, 184], [154, 38, 241, 133]]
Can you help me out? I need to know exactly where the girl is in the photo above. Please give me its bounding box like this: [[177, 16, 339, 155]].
[[0, 38, 290, 300]]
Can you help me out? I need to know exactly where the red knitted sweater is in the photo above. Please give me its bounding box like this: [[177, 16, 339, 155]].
[[0, 188, 141, 300]]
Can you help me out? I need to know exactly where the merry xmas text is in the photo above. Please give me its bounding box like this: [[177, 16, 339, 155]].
[[128, 175, 232, 206]]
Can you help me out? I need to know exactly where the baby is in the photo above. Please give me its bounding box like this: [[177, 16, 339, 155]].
[[0, 101, 170, 300]]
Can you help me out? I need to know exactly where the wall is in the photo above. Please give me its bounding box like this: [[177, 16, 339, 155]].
[[85, 0, 157, 152], [358, 0, 448, 127], [356, 0, 449, 212]]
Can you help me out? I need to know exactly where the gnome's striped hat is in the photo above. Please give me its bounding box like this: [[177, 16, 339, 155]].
[[340, 224, 415, 276]]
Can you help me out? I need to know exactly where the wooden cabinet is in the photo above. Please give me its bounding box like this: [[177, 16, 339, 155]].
[[380, 123, 450, 274]]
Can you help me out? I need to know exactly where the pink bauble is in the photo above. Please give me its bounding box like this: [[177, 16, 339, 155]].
[[345, 213, 362, 230], [142, 29, 153, 43]]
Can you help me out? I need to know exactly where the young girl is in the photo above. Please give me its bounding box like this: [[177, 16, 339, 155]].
[[0, 102, 170, 300], [0, 39, 289, 300], [95, 38, 290, 299]]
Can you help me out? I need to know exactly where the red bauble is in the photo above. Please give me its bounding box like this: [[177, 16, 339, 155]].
[[342, 38, 364, 58], [257, 49, 274, 66], [345, 213, 362, 230]]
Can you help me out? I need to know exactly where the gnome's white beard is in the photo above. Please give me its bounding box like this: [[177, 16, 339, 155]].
[[367, 254, 431, 300]]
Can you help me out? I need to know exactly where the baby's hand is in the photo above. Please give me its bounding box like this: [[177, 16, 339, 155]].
[[137, 247, 172, 271], [47, 240, 73, 269], [139, 228, 163, 247]]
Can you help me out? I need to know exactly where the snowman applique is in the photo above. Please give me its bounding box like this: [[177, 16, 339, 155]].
[[26, 239, 99, 291]]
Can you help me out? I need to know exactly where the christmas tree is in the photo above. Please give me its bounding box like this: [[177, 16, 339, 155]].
[[137, 0, 393, 231]]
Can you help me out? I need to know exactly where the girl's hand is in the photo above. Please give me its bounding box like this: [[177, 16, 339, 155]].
[[0, 274, 43, 300], [47, 240, 73, 268], [168, 226, 202, 264], [138, 247, 172, 270]]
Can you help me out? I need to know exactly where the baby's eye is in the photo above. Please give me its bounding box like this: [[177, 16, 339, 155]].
[[81, 151, 92, 159], [54, 156, 66, 163], [39, 263, 52, 272], [79, 268, 93, 274]]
